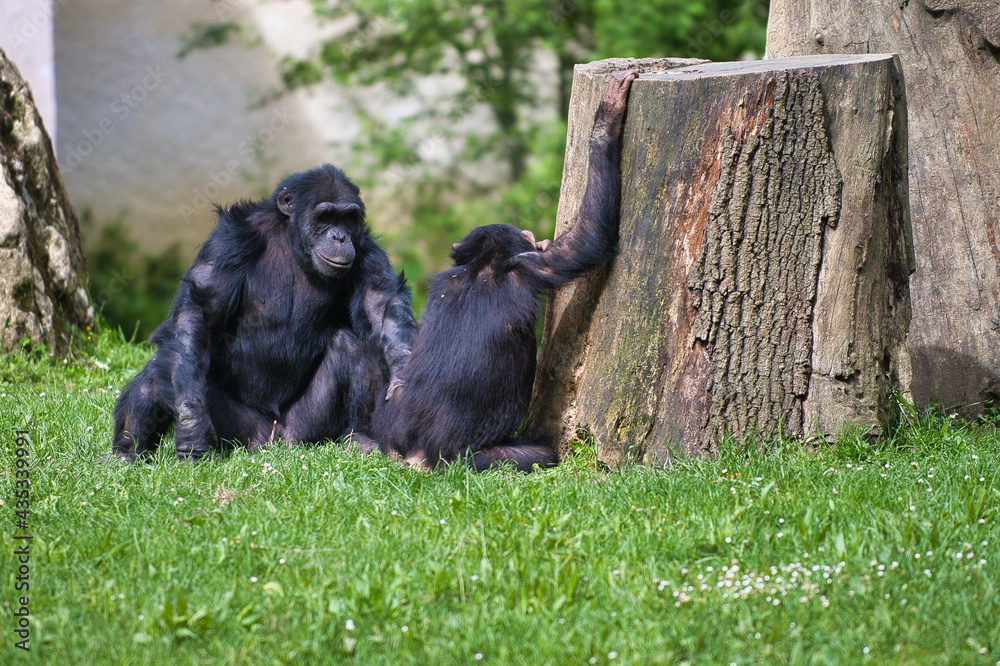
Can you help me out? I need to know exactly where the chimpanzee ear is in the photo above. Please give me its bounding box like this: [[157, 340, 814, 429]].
[[277, 189, 294, 217]]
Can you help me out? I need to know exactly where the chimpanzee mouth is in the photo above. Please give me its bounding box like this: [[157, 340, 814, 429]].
[[317, 251, 352, 270]]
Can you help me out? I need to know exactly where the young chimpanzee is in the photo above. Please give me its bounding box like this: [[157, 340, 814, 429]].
[[370, 70, 637, 472], [109, 164, 416, 462]]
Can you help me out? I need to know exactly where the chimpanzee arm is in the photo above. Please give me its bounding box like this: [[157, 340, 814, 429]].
[[160, 261, 222, 460], [515, 71, 637, 289], [355, 244, 417, 398], [168, 304, 218, 460]]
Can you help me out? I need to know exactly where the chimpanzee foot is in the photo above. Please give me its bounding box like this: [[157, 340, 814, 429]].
[[384, 449, 431, 472], [344, 431, 379, 454]]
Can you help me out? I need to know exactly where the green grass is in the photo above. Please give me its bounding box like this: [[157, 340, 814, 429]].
[[1, 330, 998, 664]]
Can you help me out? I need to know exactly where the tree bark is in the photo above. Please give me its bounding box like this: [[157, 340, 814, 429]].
[[1, 47, 91, 355], [766, 1, 1000, 413], [525, 55, 913, 467]]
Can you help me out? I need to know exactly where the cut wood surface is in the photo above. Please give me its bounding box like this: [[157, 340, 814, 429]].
[[767, 1, 1000, 413], [526, 55, 914, 467]]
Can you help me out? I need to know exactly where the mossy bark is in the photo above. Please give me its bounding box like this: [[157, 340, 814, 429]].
[[526, 55, 913, 467]]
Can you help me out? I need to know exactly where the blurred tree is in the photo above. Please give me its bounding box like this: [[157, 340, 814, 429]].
[[588, 0, 768, 62], [272, 0, 767, 181], [180, 1, 768, 314]]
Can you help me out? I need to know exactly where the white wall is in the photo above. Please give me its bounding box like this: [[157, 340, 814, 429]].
[[48, 0, 525, 259], [1, 0, 58, 142], [53, 0, 356, 256]]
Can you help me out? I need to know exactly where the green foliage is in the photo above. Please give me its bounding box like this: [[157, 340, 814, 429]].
[[1, 329, 998, 663], [177, 21, 245, 60], [83, 212, 185, 342], [589, 0, 769, 61], [169, 1, 770, 317], [376, 120, 566, 315], [295, 0, 767, 180], [303, 0, 568, 181]]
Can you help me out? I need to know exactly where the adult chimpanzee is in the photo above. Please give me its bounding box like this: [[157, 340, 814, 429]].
[[109, 164, 416, 462], [369, 70, 637, 472]]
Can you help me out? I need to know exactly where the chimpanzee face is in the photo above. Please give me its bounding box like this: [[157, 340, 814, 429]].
[[274, 167, 367, 279]]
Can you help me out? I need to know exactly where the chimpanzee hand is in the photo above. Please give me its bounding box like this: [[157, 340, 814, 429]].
[[386, 376, 405, 400], [519, 229, 551, 251], [593, 70, 638, 139]]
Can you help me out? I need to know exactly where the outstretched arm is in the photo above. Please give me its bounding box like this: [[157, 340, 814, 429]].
[[516, 70, 637, 289], [356, 246, 417, 399]]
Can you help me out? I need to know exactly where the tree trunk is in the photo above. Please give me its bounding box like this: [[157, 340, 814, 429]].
[[525, 55, 913, 467], [766, 2, 1000, 414], [1, 47, 91, 355]]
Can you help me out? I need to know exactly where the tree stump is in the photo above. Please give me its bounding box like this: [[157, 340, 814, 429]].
[[525, 55, 914, 467], [766, 2, 1000, 414], [1, 47, 91, 355]]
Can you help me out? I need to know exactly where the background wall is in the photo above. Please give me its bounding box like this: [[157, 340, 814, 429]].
[[52, 0, 356, 256], [1, 0, 58, 140]]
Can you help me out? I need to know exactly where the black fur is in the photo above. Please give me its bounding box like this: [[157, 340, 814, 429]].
[[110, 164, 416, 461], [371, 71, 637, 472]]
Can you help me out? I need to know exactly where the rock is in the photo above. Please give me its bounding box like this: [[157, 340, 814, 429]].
[[1, 46, 91, 355]]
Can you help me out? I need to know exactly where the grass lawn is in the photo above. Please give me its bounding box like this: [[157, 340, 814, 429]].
[[1, 329, 998, 664]]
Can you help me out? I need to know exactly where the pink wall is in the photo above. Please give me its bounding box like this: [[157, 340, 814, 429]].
[[1, 0, 58, 145]]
